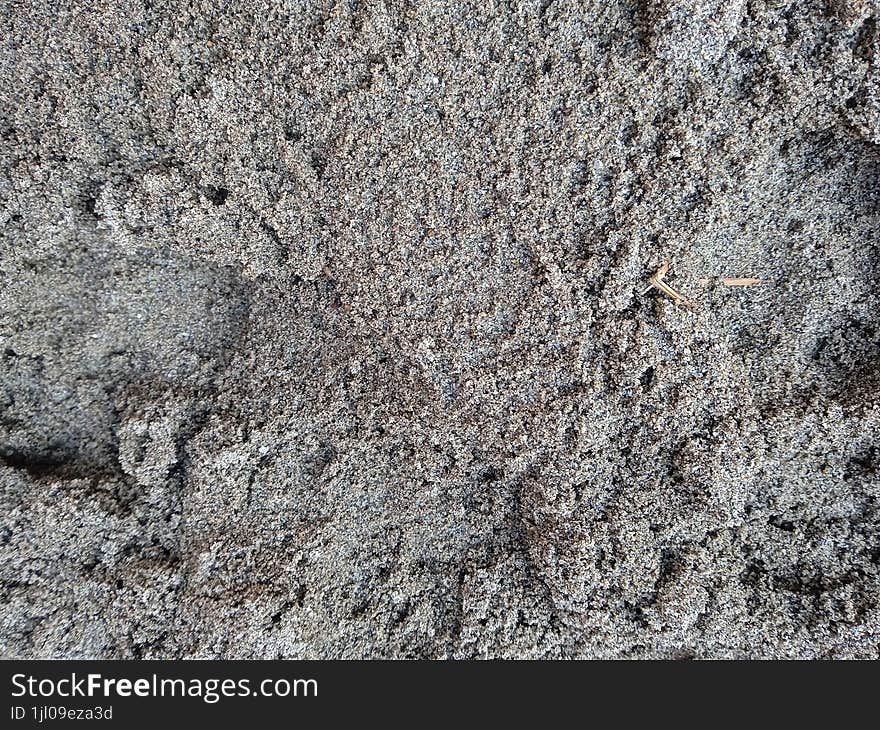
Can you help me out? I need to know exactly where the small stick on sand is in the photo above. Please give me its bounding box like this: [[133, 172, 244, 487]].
[[697, 276, 764, 287], [721, 277, 762, 287], [644, 262, 694, 308]]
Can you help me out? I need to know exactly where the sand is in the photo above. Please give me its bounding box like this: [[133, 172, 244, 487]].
[[1, 0, 878, 658]]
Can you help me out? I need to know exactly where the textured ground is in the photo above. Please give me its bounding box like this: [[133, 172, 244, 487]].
[[1, 0, 879, 658]]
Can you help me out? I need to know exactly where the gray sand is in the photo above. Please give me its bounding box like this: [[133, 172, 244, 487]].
[[1, 0, 878, 658]]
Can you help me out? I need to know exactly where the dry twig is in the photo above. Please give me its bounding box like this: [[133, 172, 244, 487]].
[[697, 276, 764, 287], [644, 262, 693, 308]]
